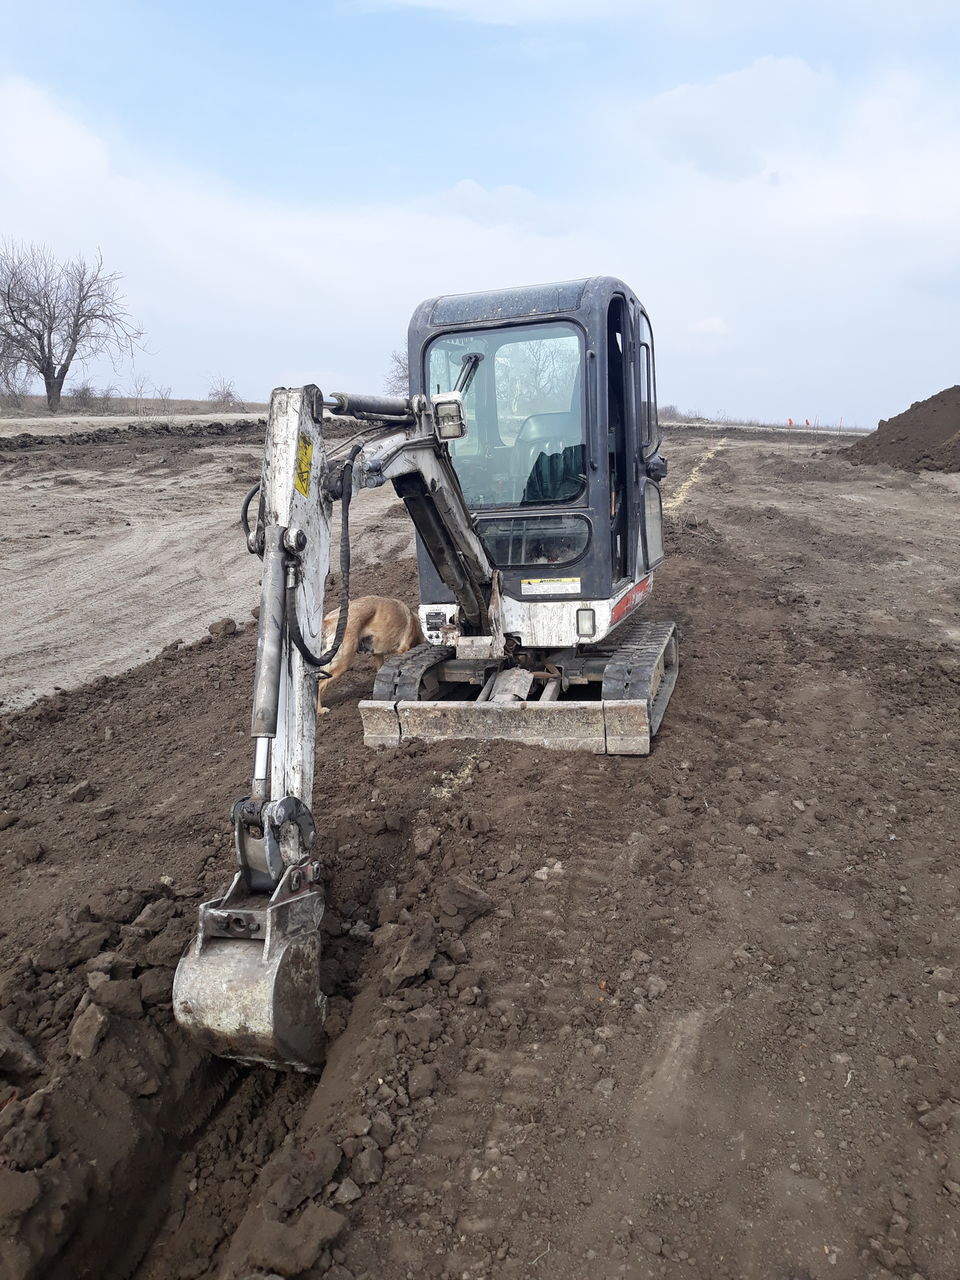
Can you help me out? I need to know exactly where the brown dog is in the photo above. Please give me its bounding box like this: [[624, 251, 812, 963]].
[[316, 595, 424, 715]]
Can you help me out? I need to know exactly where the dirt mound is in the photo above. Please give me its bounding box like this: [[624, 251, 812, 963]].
[[846, 385, 960, 472], [0, 418, 266, 451]]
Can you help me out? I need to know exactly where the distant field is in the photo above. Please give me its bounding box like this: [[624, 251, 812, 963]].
[[3, 394, 866, 430], [661, 416, 871, 439], [0, 394, 269, 419]]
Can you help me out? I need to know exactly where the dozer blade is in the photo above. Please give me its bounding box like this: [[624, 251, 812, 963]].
[[172, 866, 327, 1072], [360, 621, 678, 757], [376, 699, 609, 752], [362, 698, 649, 754]]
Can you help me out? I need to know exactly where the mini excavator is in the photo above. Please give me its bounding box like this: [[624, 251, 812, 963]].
[[173, 277, 678, 1069]]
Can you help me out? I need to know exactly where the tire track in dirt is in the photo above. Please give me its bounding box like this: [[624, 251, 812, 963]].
[[663, 438, 727, 512]]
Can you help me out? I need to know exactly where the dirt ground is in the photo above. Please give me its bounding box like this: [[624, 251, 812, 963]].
[[1, 425, 958, 1280], [0, 420, 412, 711]]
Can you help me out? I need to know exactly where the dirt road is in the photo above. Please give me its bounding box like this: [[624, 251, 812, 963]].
[[0, 423, 412, 710], [0, 427, 958, 1280]]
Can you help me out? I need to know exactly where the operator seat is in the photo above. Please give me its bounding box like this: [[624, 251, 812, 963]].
[[514, 412, 585, 504]]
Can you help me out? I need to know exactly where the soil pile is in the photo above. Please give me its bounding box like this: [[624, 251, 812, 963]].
[[846, 385, 960, 472], [0, 418, 266, 450]]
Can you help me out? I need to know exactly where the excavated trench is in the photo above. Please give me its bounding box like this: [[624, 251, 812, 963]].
[[0, 546, 428, 1279]]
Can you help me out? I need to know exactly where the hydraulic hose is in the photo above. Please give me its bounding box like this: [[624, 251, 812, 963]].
[[240, 481, 261, 544], [285, 445, 362, 674]]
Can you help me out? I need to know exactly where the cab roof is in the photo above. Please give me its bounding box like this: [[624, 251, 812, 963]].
[[409, 275, 642, 336]]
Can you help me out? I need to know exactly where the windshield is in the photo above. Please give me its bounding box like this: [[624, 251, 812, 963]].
[[426, 320, 585, 510]]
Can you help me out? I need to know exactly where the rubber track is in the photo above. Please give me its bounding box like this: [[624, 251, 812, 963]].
[[600, 620, 678, 702], [372, 642, 454, 703]]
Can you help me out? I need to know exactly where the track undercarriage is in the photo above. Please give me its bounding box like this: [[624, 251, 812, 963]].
[[360, 617, 678, 755]]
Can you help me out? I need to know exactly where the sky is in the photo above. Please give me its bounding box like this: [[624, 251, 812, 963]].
[[1, 0, 959, 426]]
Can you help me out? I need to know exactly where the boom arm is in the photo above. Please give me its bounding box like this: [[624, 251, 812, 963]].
[[172, 386, 331, 1069], [173, 383, 502, 1070], [239, 385, 499, 894], [351, 399, 494, 632]]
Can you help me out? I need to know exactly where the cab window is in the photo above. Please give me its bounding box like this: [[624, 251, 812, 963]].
[[426, 321, 585, 509]]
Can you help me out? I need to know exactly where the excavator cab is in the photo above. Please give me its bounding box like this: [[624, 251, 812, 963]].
[[405, 278, 667, 648], [360, 276, 676, 755]]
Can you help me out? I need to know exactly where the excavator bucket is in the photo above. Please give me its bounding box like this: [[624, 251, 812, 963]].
[[360, 621, 678, 757], [173, 868, 327, 1071]]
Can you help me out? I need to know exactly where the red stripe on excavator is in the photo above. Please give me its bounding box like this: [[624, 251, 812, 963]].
[[610, 575, 653, 625]]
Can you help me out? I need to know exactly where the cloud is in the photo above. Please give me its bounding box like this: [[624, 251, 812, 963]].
[[0, 78, 588, 398], [589, 57, 960, 421], [689, 317, 728, 336], [619, 57, 836, 180], [2, 66, 959, 426], [366, 0, 960, 27], [0, 80, 111, 186]]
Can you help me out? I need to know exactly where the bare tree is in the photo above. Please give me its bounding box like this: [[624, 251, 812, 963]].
[[0, 332, 32, 409], [384, 349, 409, 396], [153, 383, 173, 415], [68, 379, 98, 411], [207, 376, 246, 413], [97, 384, 118, 414], [129, 374, 150, 417], [0, 241, 143, 412], [69, 380, 119, 414]]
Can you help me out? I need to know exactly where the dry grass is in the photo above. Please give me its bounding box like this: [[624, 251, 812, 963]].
[[664, 508, 722, 554], [0, 392, 268, 419]]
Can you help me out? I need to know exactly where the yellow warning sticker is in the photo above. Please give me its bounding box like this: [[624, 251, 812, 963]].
[[294, 433, 313, 497]]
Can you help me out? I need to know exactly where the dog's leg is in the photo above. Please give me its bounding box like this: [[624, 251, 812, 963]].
[[315, 654, 351, 715], [315, 671, 333, 716], [315, 615, 362, 716]]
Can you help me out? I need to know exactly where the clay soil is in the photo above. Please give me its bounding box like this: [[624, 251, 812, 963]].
[[845, 386, 960, 474], [1, 427, 959, 1280]]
